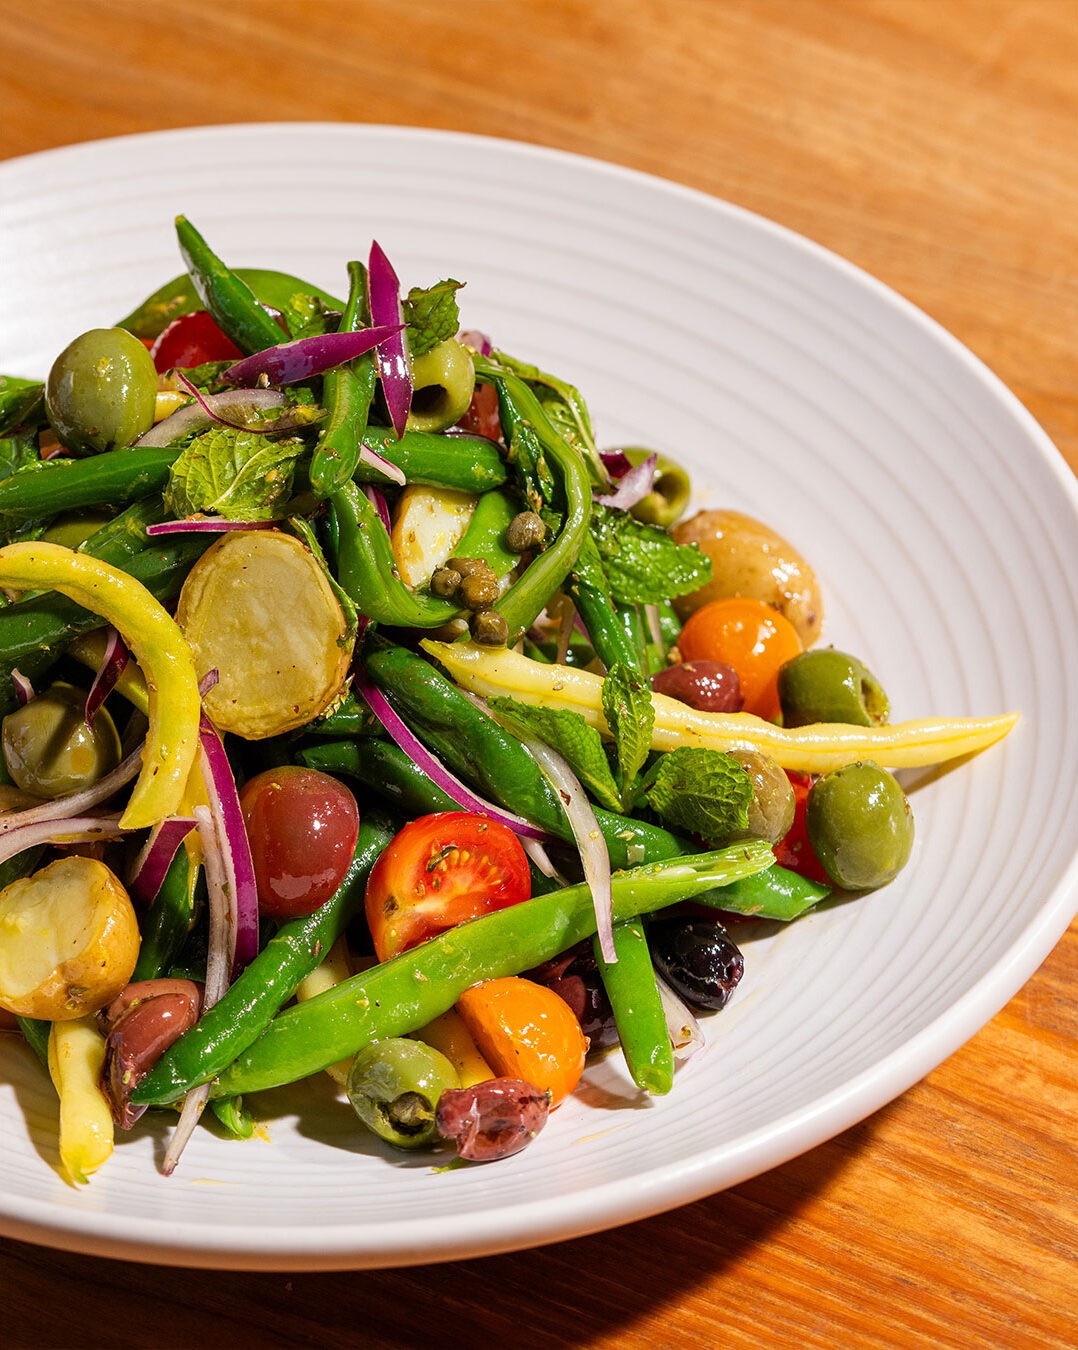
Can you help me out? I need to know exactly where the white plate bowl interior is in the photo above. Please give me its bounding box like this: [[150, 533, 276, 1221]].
[[1, 124, 1076, 1270]]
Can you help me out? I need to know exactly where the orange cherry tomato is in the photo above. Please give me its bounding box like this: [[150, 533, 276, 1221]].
[[365, 813, 531, 961], [456, 976, 587, 1107], [773, 771, 830, 885], [677, 596, 802, 720]]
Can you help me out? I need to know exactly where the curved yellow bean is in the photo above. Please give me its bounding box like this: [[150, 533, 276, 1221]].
[[422, 640, 1019, 773], [48, 1017, 113, 1184], [0, 542, 200, 828]]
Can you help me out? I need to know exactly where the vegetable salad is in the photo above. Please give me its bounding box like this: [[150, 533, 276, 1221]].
[[0, 220, 1016, 1181]]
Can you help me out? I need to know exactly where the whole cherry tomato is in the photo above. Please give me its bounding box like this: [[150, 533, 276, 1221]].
[[365, 812, 530, 961], [773, 771, 830, 885], [239, 766, 360, 919], [677, 596, 802, 720], [150, 310, 243, 372]]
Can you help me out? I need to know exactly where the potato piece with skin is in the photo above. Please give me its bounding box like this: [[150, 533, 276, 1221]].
[[176, 530, 352, 740], [671, 509, 824, 647], [390, 484, 476, 588], [0, 856, 140, 1020]]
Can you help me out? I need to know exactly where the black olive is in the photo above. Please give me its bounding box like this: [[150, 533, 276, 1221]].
[[648, 917, 744, 1011]]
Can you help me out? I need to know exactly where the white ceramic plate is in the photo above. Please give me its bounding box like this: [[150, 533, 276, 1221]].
[[1, 124, 1075, 1271]]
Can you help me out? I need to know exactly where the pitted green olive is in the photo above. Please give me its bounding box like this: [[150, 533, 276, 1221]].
[[806, 760, 914, 890], [2, 683, 121, 799], [46, 327, 158, 456], [778, 648, 889, 728], [347, 1036, 460, 1149], [728, 748, 796, 844], [406, 339, 476, 433], [620, 447, 692, 528]]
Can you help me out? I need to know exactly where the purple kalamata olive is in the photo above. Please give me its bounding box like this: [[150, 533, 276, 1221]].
[[648, 917, 745, 1011], [103, 981, 202, 1128], [652, 660, 744, 713], [527, 942, 618, 1051], [435, 1078, 551, 1162]]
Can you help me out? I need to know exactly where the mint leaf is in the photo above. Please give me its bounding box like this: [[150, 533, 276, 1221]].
[[487, 696, 622, 813], [166, 427, 306, 520], [404, 279, 464, 358], [590, 503, 711, 604], [602, 662, 654, 808], [642, 747, 751, 845], [0, 429, 41, 483]]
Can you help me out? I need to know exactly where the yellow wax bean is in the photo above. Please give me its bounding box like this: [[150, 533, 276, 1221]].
[[422, 640, 1019, 774], [48, 1017, 114, 1184]]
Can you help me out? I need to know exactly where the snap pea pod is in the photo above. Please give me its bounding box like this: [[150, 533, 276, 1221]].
[[473, 358, 592, 644], [331, 480, 462, 628], [118, 268, 344, 342], [132, 845, 198, 982], [354, 429, 508, 493], [175, 216, 289, 355], [595, 921, 673, 1095], [365, 641, 827, 910], [210, 840, 774, 1100], [0, 376, 44, 435], [452, 487, 519, 577], [0, 447, 177, 520], [310, 261, 377, 498], [131, 811, 396, 1108]]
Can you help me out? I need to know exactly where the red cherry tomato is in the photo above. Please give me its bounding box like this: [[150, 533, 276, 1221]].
[[773, 771, 830, 885], [457, 382, 503, 441], [365, 812, 531, 961], [238, 766, 360, 919], [150, 310, 243, 372]]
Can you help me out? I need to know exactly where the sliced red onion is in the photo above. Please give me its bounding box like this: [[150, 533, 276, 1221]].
[[198, 717, 259, 976], [655, 972, 705, 1064], [129, 815, 197, 907], [146, 518, 280, 536], [599, 450, 632, 479], [133, 388, 300, 447], [364, 484, 392, 533], [595, 453, 656, 510], [354, 672, 549, 840], [521, 836, 563, 881], [199, 669, 220, 697], [221, 324, 404, 389], [163, 803, 230, 1176], [518, 733, 614, 962], [0, 747, 143, 835], [459, 330, 493, 356], [368, 241, 412, 438], [11, 668, 34, 706], [0, 813, 126, 867], [85, 628, 130, 727]]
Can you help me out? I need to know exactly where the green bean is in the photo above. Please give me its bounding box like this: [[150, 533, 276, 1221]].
[[355, 428, 508, 492], [331, 480, 462, 628], [211, 840, 773, 1099], [132, 846, 198, 982], [568, 534, 645, 676], [131, 811, 396, 1107], [16, 1016, 51, 1070], [595, 919, 673, 1095], [118, 269, 344, 342], [310, 261, 377, 498], [0, 376, 44, 436], [208, 1095, 254, 1139], [175, 216, 287, 355], [0, 447, 177, 520]]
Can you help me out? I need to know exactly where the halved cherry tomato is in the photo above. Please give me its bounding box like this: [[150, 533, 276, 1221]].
[[456, 382, 503, 442], [364, 812, 530, 961], [677, 596, 802, 720], [150, 310, 243, 372], [773, 771, 830, 885], [238, 766, 360, 919], [456, 976, 587, 1106]]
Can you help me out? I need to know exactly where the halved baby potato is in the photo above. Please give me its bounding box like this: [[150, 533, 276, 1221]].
[[390, 485, 477, 588], [0, 856, 140, 1021], [176, 529, 353, 739]]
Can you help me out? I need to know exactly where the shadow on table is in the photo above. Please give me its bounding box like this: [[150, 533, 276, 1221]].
[[2, 1099, 893, 1350]]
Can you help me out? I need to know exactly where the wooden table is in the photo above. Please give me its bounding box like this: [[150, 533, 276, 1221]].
[[2, 2, 1076, 1345]]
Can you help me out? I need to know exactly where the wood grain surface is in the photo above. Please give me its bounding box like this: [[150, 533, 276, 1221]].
[[2, 2, 1076, 1346]]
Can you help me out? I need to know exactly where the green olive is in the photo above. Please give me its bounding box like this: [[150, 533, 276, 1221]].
[[45, 327, 158, 456], [2, 682, 122, 799], [806, 760, 914, 890], [728, 748, 796, 844], [347, 1037, 460, 1149], [778, 648, 889, 728], [406, 338, 476, 433], [620, 447, 692, 528]]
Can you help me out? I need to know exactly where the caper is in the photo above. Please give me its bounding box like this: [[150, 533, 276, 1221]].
[[45, 327, 158, 455], [778, 648, 889, 728], [2, 682, 122, 799], [347, 1037, 459, 1150], [806, 760, 914, 890], [471, 609, 509, 646], [505, 510, 546, 553], [447, 556, 487, 578], [728, 748, 796, 844], [430, 566, 462, 599], [406, 338, 476, 433], [617, 447, 692, 528], [459, 571, 500, 611]]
